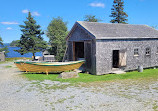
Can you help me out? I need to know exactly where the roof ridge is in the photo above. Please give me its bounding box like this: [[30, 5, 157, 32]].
[[77, 21, 147, 26], [144, 25, 158, 31]]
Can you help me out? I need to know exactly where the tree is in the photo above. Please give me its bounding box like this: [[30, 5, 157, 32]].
[[47, 17, 68, 61], [16, 12, 47, 60], [84, 15, 101, 22], [0, 36, 3, 46], [10, 40, 20, 47], [152, 25, 158, 29], [0, 36, 9, 55], [110, 0, 128, 24]]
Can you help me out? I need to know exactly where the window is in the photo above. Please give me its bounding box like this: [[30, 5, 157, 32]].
[[134, 48, 139, 56], [145, 47, 151, 55], [156, 47, 158, 54]]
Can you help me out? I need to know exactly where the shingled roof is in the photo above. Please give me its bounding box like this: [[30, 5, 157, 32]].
[[76, 21, 158, 39]]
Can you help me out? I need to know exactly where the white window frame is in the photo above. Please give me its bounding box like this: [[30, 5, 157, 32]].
[[134, 48, 139, 56], [145, 47, 151, 55]]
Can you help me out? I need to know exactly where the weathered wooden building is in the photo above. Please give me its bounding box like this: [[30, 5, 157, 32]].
[[0, 51, 5, 62], [66, 21, 158, 75]]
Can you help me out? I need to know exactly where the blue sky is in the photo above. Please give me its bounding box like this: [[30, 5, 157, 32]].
[[0, 0, 158, 43]]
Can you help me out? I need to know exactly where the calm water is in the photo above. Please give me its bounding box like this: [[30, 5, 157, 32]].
[[7, 47, 42, 58], [1, 43, 42, 58]]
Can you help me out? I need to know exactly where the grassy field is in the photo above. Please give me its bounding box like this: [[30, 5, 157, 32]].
[[23, 68, 158, 83], [6, 57, 31, 61], [0, 57, 31, 64]]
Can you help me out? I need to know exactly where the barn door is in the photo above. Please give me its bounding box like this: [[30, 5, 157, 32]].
[[73, 42, 75, 61], [85, 41, 92, 70], [113, 50, 119, 68], [119, 49, 127, 67], [68, 42, 73, 61]]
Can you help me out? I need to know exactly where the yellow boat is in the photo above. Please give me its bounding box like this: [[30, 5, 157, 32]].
[[14, 60, 85, 75]]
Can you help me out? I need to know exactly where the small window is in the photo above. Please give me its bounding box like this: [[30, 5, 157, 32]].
[[156, 47, 158, 54], [146, 47, 151, 55], [134, 48, 139, 56]]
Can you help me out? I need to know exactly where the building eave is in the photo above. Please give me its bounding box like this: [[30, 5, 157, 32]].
[[96, 36, 158, 40]]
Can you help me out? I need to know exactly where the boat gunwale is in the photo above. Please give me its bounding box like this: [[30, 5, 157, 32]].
[[14, 60, 85, 66]]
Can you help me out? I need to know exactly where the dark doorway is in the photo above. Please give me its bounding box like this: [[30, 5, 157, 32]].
[[73, 42, 84, 61], [113, 50, 119, 68]]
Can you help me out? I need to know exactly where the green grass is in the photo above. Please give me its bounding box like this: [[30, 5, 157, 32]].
[[0, 57, 31, 64], [153, 103, 158, 111], [6, 57, 31, 61], [23, 68, 158, 83], [5, 65, 12, 68], [0, 61, 6, 64]]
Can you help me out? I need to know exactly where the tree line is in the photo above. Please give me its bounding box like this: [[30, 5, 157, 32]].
[[0, 0, 128, 61]]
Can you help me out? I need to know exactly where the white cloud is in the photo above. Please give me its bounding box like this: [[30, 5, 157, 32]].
[[0, 22, 19, 25], [32, 11, 40, 16], [22, 9, 29, 13], [89, 2, 105, 8], [22, 9, 40, 16], [6, 27, 12, 30]]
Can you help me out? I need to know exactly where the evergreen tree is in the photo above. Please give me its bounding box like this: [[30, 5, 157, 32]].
[[84, 15, 101, 22], [0, 37, 3, 45], [110, 0, 128, 23], [0, 36, 9, 55], [47, 17, 68, 61], [16, 12, 47, 60], [152, 25, 158, 29]]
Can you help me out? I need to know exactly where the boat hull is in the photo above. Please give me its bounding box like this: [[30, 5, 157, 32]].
[[14, 61, 26, 71], [14, 60, 85, 74]]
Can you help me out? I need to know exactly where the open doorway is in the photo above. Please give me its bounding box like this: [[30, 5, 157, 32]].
[[113, 50, 119, 68], [73, 42, 84, 61]]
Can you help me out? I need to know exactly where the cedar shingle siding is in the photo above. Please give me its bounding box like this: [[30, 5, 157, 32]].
[[0, 52, 5, 62], [66, 21, 158, 75]]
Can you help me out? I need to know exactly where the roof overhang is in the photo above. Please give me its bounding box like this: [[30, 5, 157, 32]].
[[96, 36, 158, 40]]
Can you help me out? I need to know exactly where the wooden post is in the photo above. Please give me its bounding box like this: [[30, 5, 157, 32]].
[[46, 71, 48, 75]]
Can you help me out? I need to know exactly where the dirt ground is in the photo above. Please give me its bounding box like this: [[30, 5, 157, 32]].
[[0, 62, 157, 111]]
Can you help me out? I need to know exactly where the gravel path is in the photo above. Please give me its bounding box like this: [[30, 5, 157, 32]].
[[0, 62, 157, 111]]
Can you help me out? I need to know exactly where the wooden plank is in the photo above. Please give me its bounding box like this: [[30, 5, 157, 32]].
[[85, 41, 92, 70], [73, 42, 75, 61], [119, 49, 127, 67]]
